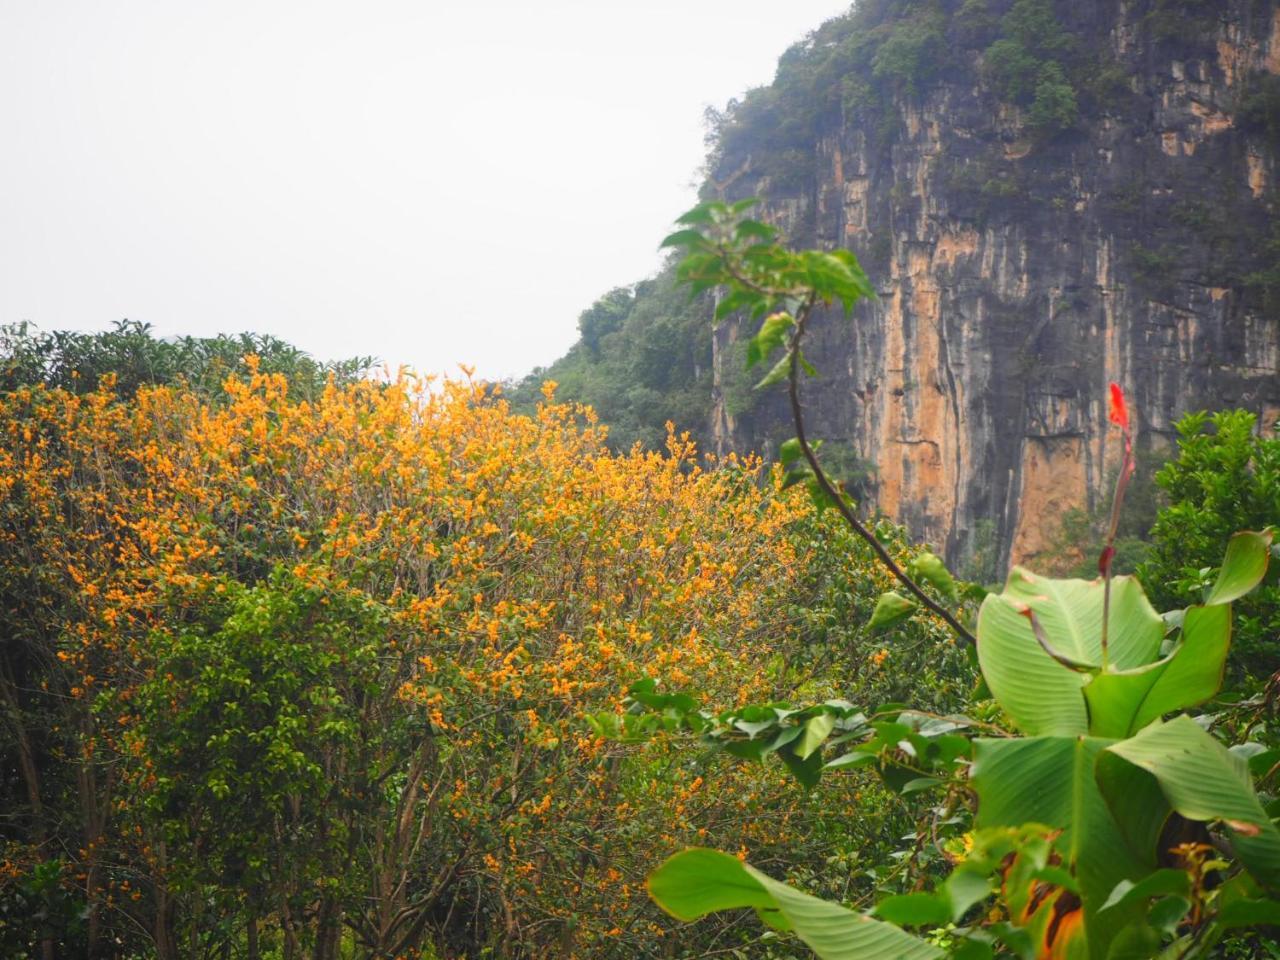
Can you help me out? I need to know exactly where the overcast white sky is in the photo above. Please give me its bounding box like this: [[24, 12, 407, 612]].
[[1, 1, 851, 380]]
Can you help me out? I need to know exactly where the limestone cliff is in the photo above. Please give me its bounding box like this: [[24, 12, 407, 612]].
[[706, 0, 1280, 574]]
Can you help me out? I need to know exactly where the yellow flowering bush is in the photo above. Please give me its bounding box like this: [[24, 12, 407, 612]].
[[0, 364, 955, 958]]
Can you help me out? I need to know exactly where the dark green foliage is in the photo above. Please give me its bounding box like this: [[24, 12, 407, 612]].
[[1026, 61, 1078, 133], [981, 0, 1080, 135], [0, 319, 373, 400], [0, 859, 87, 957], [955, 0, 1000, 46], [983, 37, 1042, 102], [1138, 410, 1280, 680], [706, 1, 944, 180], [1142, 0, 1222, 51], [134, 571, 382, 911], [508, 266, 716, 450], [871, 10, 948, 96], [577, 286, 633, 357], [1239, 72, 1280, 148]]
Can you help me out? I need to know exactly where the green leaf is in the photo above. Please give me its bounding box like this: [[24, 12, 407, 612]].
[[1217, 896, 1280, 929], [795, 713, 836, 760], [1083, 603, 1231, 738], [715, 288, 763, 322], [944, 867, 994, 921], [1098, 870, 1191, 914], [779, 438, 803, 467], [735, 219, 778, 243], [1099, 715, 1280, 890], [950, 940, 995, 960], [1147, 896, 1190, 934], [824, 750, 878, 771], [873, 891, 951, 926], [674, 203, 720, 226], [1204, 530, 1273, 605], [911, 551, 959, 601], [660, 228, 709, 250], [755, 352, 792, 390], [648, 848, 944, 960], [868, 592, 914, 630], [747, 312, 795, 368], [779, 746, 825, 789], [976, 571, 1163, 736]]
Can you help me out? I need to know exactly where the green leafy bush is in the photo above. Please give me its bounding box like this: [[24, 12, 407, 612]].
[[981, 0, 1080, 135], [1139, 410, 1280, 680], [0, 319, 372, 400]]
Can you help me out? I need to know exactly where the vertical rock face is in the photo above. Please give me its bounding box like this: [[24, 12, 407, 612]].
[[709, 0, 1280, 574]]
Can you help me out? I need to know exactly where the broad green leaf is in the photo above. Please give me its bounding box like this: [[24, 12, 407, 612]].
[[781, 465, 812, 489], [976, 571, 1163, 736], [1099, 870, 1191, 914], [674, 204, 719, 226], [1102, 923, 1163, 959], [648, 848, 943, 960], [715, 288, 763, 322], [1083, 604, 1231, 738], [795, 713, 836, 760], [660, 228, 709, 250], [824, 750, 877, 771], [1218, 897, 1280, 929], [1204, 530, 1273, 605], [762, 725, 804, 756], [873, 891, 950, 926], [735, 218, 777, 243], [779, 746, 825, 789], [868, 591, 914, 630], [779, 437, 803, 466], [1099, 715, 1280, 889], [755, 352, 792, 389], [747, 312, 795, 368], [1147, 896, 1190, 934], [944, 867, 994, 921], [911, 551, 959, 601], [950, 940, 995, 960], [971, 736, 1151, 958]]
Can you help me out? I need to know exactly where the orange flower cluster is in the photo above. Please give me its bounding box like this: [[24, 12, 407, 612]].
[[0, 365, 940, 957]]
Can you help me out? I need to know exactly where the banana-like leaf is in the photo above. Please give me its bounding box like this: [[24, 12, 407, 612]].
[[1082, 604, 1231, 738], [1099, 715, 1280, 890], [977, 571, 1163, 736], [1204, 530, 1273, 606], [971, 736, 1152, 958], [648, 848, 943, 959]]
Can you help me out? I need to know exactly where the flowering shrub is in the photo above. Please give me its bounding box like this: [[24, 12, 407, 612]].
[[0, 365, 955, 957]]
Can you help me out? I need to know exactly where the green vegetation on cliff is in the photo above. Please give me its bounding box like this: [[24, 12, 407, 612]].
[[509, 266, 715, 450]]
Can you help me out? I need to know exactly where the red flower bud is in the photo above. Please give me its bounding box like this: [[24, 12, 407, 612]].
[[1108, 383, 1129, 430], [1098, 545, 1115, 576]]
